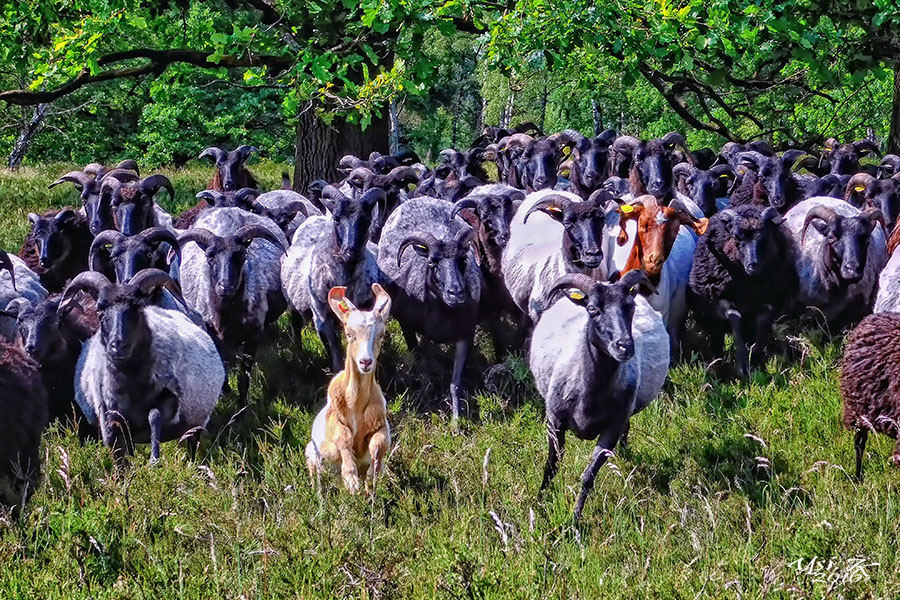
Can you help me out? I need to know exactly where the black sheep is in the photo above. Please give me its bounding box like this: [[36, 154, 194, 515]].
[[689, 205, 797, 378], [19, 209, 93, 293], [0, 339, 47, 509], [840, 313, 900, 480]]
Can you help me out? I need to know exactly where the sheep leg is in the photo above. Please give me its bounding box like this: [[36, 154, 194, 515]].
[[574, 425, 625, 523], [540, 421, 566, 491], [723, 304, 749, 379], [148, 408, 162, 464], [102, 411, 132, 470], [237, 342, 258, 408], [751, 304, 775, 366], [290, 311, 305, 340], [450, 338, 472, 428], [314, 314, 344, 373], [855, 428, 869, 482], [400, 323, 419, 352]]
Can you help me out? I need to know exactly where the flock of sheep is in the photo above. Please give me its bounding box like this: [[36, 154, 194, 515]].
[[0, 124, 899, 521]]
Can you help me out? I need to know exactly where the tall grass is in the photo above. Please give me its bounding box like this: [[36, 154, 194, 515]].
[[0, 164, 896, 599]]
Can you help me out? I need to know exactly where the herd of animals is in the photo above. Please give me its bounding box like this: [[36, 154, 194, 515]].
[[1, 124, 900, 522]]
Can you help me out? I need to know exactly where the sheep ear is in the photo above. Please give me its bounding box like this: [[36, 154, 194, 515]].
[[811, 220, 829, 236], [328, 286, 356, 322]]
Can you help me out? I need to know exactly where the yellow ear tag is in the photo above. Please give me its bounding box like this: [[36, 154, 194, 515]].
[[825, 146, 832, 152], [547, 206, 562, 213], [569, 290, 585, 301], [415, 244, 428, 251], [854, 185, 866, 192], [720, 174, 730, 178], [620, 204, 635, 214], [562, 146, 572, 156], [338, 299, 352, 313]]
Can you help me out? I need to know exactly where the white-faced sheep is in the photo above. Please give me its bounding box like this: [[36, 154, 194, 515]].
[[532, 271, 669, 522], [0, 252, 48, 342]]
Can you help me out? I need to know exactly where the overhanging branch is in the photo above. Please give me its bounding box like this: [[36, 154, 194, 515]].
[[0, 48, 293, 106]]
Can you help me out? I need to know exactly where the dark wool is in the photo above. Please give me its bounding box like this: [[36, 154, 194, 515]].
[[18, 209, 92, 293]]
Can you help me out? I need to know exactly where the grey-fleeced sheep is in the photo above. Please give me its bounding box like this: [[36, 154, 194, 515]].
[[67, 269, 224, 464], [783, 197, 887, 327], [531, 271, 669, 522], [178, 208, 288, 405], [377, 196, 482, 424], [281, 187, 383, 372], [501, 189, 610, 323], [0, 252, 48, 341], [253, 189, 322, 241]]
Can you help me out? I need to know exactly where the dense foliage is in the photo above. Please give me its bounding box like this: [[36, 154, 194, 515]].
[[1, 1, 900, 166]]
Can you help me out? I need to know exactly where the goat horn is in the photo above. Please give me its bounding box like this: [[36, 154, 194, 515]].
[[0, 250, 15, 292], [178, 228, 218, 251], [397, 231, 439, 268], [802, 205, 840, 243], [89, 230, 124, 272], [48, 171, 92, 190], [139, 174, 174, 201], [523, 194, 573, 223], [199, 147, 226, 162], [234, 224, 287, 255]]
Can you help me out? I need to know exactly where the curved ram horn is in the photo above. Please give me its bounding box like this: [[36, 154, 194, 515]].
[[801, 205, 839, 242], [234, 224, 287, 254], [454, 225, 476, 247], [502, 133, 534, 150], [672, 162, 695, 183], [234, 145, 258, 161], [548, 129, 586, 148], [862, 206, 887, 234], [618, 268, 657, 296], [450, 197, 479, 221], [397, 231, 439, 268], [199, 147, 226, 162], [854, 139, 881, 157], [358, 188, 386, 208], [234, 187, 262, 207], [62, 271, 112, 307], [139, 174, 175, 201], [544, 273, 598, 306], [2, 297, 31, 318], [138, 226, 180, 253], [99, 168, 140, 183], [523, 194, 573, 223], [781, 149, 807, 169], [89, 230, 124, 272], [114, 159, 140, 175], [196, 189, 223, 204], [177, 228, 218, 251], [129, 268, 188, 310], [822, 137, 839, 155], [612, 135, 641, 155], [48, 171, 92, 190], [597, 129, 618, 144], [53, 209, 77, 226]]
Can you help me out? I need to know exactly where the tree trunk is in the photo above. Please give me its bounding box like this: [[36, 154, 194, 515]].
[[539, 81, 548, 133], [890, 66, 900, 154], [592, 99, 603, 136], [388, 99, 400, 155], [292, 103, 390, 193], [8, 103, 47, 169], [499, 91, 515, 129]]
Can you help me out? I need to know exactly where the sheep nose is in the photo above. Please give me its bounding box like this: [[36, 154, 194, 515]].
[[534, 176, 549, 188], [613, 339, 634, 358]]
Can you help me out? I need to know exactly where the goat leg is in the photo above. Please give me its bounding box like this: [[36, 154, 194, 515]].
[[540, 420, 566, 491], [855, 428, 869, 482], [450, 337, 473, 429], [368, 428, 390, 496], [573, 424, 626, 523]]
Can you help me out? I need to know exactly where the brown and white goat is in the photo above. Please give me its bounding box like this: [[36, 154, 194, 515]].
[[305, 284, 392, 493], [615, 194, 708, 282]]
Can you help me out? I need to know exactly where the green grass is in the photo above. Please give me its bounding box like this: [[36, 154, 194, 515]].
[[0, 165, 898, 598]]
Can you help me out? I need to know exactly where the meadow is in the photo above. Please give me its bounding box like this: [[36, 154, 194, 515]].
[[0, 164, 896, 599]]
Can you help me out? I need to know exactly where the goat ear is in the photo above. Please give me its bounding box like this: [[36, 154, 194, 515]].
[[371, 283, 392, 320], [328, 286, 356, 322], [682, 216, 709, 236]]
